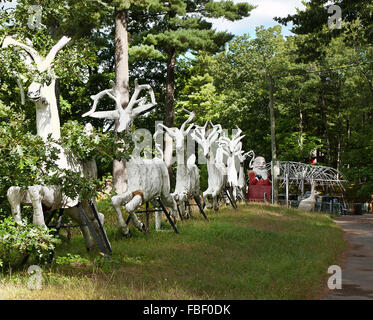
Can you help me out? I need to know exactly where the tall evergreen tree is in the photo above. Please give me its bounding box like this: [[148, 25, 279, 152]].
[[131, 0, 255, 175]]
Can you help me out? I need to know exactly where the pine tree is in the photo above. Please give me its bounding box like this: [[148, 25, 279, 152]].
[[131, 0, 255, 175]]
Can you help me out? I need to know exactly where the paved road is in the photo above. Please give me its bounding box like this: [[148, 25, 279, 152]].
[[323, 214, 373, 300]]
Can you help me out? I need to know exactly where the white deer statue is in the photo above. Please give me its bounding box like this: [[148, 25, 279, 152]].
[[2, 36, 106, 251], [218, 127, 245, 202], [157, 109, 206, 219], [298, 181, 320, 211], [83, 80, 178, 236], [191, 121, 227, 211]]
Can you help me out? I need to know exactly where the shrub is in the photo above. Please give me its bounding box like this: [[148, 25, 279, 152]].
[[0, 217, 61, 269]]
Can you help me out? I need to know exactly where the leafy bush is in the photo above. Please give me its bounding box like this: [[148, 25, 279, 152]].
[[0, 217, 61, 269], [0, 113, 134, 217], [0, 114, 61, 217], [61, 120, 133, 163]]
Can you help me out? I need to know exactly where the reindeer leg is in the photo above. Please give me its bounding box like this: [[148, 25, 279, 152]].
[[211, 189, 220, 211], [125, 195, 146, 232], [213, 196, 219, 211], [65, 207, 95, 251], [161, 193, 178, 220], [7, 186, 23, 224], [112, 193, 133, 236], [180, 201, 188, 219], [203, 190, 213, 209], [28, 185, 46, 227]]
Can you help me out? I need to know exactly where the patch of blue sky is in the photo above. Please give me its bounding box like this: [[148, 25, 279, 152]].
[[208, 0, 307, 38]]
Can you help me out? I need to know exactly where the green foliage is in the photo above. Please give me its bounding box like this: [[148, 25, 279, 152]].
[[132, 0, 254, 58], [178, 22, 372, 200], [60, 120, 133, 163], [0, 111, 60, 215], [55, 253, 91, 267], [0, 217, 60, 268], [0, 115, 133, 215]]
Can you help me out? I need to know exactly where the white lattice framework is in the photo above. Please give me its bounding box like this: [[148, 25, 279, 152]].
[[270, 161, 347, 191]]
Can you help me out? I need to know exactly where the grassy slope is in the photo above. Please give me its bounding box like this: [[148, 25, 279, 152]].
[[0, 202, 346, 300]]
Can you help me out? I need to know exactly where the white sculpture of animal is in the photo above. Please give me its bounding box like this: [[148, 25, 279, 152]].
[[2, 36, 104, 251], [191, 121, 227, 211], [83, 80, 178, 236], [157, 109, 201, 219], [83, 79, 156, 133], [298, 182, 320, 211], [218, 127, 245, 201], [2, 35, 71, 141], [111, 143, 179, 236], [236, 150, 255, 202]]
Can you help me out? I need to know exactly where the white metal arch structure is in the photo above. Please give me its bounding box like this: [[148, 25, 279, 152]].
[[269, 161, 347, 199]]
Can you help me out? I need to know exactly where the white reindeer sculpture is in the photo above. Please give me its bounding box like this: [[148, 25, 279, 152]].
[[298, 181, 320, 212], [191, 121, 227, 211], [157, 109, 207, 220], [236, 149, 255, 202], [83, 80, 179, 236], [2, 36, 106, 251], [218, 127, 245, 202]]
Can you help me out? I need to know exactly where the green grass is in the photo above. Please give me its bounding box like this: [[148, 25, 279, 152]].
[[0, 201, 347, 300]]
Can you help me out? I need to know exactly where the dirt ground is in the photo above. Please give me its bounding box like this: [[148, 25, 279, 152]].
[[323, 213, 373, 300]]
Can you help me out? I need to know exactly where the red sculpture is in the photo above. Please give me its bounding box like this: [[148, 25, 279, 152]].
[[247, 156, 272, 202]]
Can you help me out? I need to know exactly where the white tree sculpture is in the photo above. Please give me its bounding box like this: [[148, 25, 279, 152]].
[[83, 80, 178, 236], [218, 127, 245, 201], [191, 121, 227, 211], [2, 36, 105, 251], [157, 109, 205, 219], [83, 79, 156, 132]]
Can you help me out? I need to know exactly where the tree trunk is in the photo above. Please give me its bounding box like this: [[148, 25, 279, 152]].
[[336, 85, 343, 174], [320, 76, 331, 165], [299, 97, 303, 152], [268, 75, 278, 203], [113, 8, 130, 194], [164, 46, 176, 180]]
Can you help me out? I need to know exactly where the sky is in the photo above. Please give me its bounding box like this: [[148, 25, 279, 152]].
[[1, 0, 308, 37], [209, 0, 307, 37]]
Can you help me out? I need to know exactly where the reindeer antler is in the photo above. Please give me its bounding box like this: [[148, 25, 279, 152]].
[[128, 79, 157, 116], [83, 88, 120, 118], [180, 108, 195, 135], [190, 124, 206, 145], [248, 150, 256, 168], [238, 149, 254, 163], [2, 35, 71, 73], [206, 122, 221, 144], [153, 127, 164, 160], [218, 128, 245, 155], [83, 79, 157, 132]]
